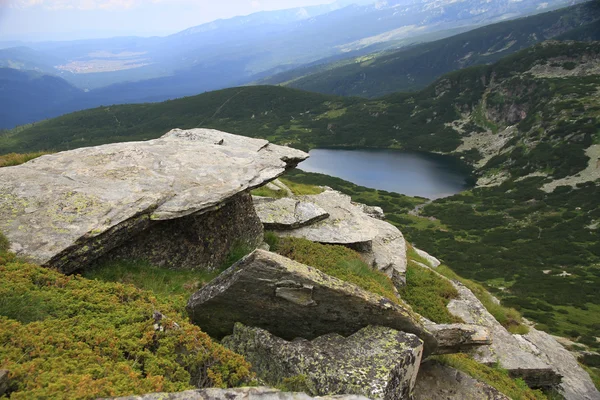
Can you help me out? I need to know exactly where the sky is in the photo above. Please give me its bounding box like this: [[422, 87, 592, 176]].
[[0, 0, 338, 42]]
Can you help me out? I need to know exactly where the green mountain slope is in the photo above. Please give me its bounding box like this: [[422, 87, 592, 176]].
[[261, 1, 600, 98], [2, 41, 599, 346]]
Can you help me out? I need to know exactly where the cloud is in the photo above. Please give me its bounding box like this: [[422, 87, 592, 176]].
[[250, 0, 260, 8]]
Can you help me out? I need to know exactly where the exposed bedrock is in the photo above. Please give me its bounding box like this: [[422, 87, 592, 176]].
[[0, 128, 307, 273], [223, 323, 423, 400], [186, 249, 437, 356], [269, 189, 408, 286], [425, 323, 492, 355], [108, 387, 371, 400], [414, 361, 509, 400], [253, 197, 330, 230]]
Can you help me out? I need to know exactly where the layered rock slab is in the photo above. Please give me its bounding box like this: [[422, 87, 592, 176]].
[[186, 249, 437, 355], [425, 323, 491, 355], [414, 361, 509, 400], [254, 197, 329, 230], [0, 128, 307, 273], [108, 387, 370, 400], [223, 324, 423, 400], [275, 190, 408, 286]]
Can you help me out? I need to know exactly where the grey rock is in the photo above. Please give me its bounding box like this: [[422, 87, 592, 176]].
[[425, 323, 492, 355], [413, 361, 509, 400], [579, 351, 600, 368], [355, 203, 385, 220], [516, 328, 600, 400], [107, 387, 371, 400], [278, 190, 407, 286], [447, 281, 561, 389], [186, 249, 437, 355], [0, 370, 8, 397], [254, 198, 329, 230], [413, 247, 441, 268], [223, 324, 423, 400], [0, 128, 307, 273]]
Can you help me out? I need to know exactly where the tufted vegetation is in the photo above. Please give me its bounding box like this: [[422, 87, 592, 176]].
[[0, 233, 252, 400]]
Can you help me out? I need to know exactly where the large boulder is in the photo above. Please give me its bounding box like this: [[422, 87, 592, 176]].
[[414, 361, 509, 400], [447, 281, 561, 389], [516, 328, 600, 400], [275, 190, 408, 286], [254, 197, 329, 230], [186, 249, 437, 355], [0, 129, 307, 273], [108, 387, 370, 400], [223, 324, 423, 400]]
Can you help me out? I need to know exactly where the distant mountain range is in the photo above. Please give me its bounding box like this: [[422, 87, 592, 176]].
[[0, 0, 593, 129]]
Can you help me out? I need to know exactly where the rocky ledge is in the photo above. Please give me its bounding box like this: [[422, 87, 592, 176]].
[[0, 129, 307, 273]]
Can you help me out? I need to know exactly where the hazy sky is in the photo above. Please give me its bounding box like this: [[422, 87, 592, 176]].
[[0, 0, 337, 41]]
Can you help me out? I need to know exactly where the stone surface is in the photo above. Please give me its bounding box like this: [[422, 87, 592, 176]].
[[186, 249, 437, 355], [425, 323, 492, 355], [277, 190, 407, 286], [447, 281, 561, 389], [0, 370, 8, 397], [0, 128, 307, 273], [516, 328, 600, 400], [108, 387, 370, 400], [355, 203, 385, 220], [413, 247, 441, 268], [414, 361, 509, 400], [223, 324, 423, 400], [254, 197, 329, 230]]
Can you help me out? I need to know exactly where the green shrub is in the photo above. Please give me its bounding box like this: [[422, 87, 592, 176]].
[[0, 259, 252, 399], [274, 237, 400, 304]]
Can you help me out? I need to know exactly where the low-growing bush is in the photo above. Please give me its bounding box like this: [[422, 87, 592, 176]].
[[0, 257, 252, 399]]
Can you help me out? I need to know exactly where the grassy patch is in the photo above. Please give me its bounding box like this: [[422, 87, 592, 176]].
[[436, 264, 529, 334], [251, 186, 287, 199], [278, 178, 323, 196], [433, 354, 547, 400], [272, 236, 400, 304], [0, 151, 51, 168], [0, 239, 252, 399], [581, 364, 600, 391]]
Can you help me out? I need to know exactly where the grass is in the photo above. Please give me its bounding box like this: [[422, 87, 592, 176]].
[[436, 264, 529, 334], [251, 186, 287, 199], [270, 235, 400, 305], [581, 364, 600, 391], [0, 151, 51, 167], [278, 178, 323, 196], [433, 354, 547, 400]]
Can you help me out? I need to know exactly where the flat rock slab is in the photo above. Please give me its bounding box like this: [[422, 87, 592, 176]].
[[254, 197, 329, 230], [187, 249, 437, 355], [414, 361, 509, 400], [516, 328, 600, 400], [277, 190, 407, 285], [425, 323, 491, 355], [0, 128, 307, 273], [223, 324, 423, 400], [107, 387, 371, 400]]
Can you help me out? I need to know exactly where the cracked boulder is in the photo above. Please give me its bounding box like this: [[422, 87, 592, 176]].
[[223, 323, 423, 400], [425, 323, 492, 355], [186, 249, 437, 355], [0, 128, 307, 273], [254, 197, 329, 230], [276, 190, 408, 286]]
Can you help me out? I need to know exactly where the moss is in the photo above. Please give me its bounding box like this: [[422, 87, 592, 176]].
[[0, 244, 252, 399], [434, 354, 547, 400], [273, 237, 399, 304]]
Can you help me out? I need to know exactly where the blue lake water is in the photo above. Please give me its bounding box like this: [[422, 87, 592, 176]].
[[298, 149, 473, 199]]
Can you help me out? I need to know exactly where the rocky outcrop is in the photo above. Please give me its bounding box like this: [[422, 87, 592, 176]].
[[0, 370, 8, 397], [108, 387, 371, 400], [0, 128, 307, 273], [447, 281, 561, 389], [425, 323, 492, 355], [414, 361, 509, 400], [186, 249, 437, 355], [275, 190, 408, 286], [223, 324, 423, 400], [413, 247, 441, 268], [254, 197, 329, 230], [516, 328, 600, 400]]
